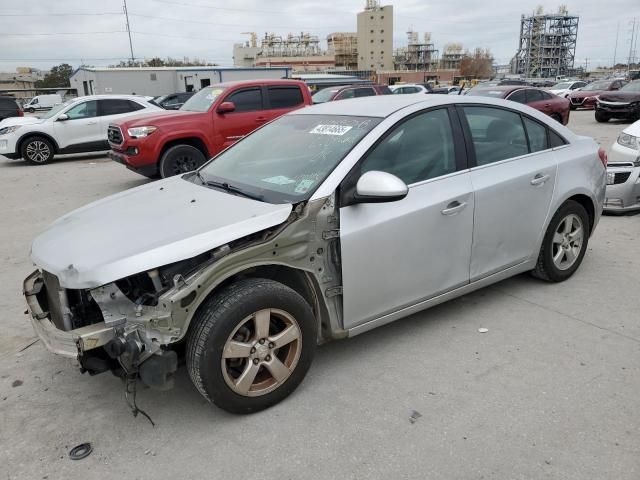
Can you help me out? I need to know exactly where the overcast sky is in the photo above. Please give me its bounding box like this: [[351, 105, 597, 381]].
[[0, 0, 637, 72]]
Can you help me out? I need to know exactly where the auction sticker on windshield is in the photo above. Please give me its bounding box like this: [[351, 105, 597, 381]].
[[262, 175, 296, 185], [310, 124, 353, 136]]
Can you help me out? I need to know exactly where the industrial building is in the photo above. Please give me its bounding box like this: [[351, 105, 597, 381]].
[[233, 32, 334, 71], [512, 6, 579, 78], [327, 33, 359, 70], [393, 30, 438, 71], [439, 43, 464, 70], [69, 66, 291, 96], [357, 0, 393, 70]]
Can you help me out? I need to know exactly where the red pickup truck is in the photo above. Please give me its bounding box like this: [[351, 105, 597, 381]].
[[108, 79, 312, 177]]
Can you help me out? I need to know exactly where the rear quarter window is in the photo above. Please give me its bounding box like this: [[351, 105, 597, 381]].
[[549, 129, 568, 147]]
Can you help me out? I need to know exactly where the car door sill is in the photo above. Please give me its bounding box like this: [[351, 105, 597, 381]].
[[347, 260, 534, 337]]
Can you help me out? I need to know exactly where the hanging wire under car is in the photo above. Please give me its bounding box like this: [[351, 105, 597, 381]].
[[125, 373, 156, 427]]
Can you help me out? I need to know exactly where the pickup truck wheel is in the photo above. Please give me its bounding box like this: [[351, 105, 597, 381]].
[[159, 144, 206, 178], [531, 200, 589, 282], [187, 278, 317, 414], [21, 136, 54, 164]]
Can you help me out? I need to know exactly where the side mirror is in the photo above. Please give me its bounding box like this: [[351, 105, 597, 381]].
[[57, 114, 69, 121], [354, 171, 408, 204], [217, 101, 236, 114]]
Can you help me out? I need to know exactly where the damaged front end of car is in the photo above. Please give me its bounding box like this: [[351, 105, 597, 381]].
[[23, 194, 346, 393], [23, 248, 230, 390]]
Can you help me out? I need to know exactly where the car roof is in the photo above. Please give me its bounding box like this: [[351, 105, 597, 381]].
[[70, 94, 153, 102], [209, 79, 306, 89], [292, 93, 544, 118]]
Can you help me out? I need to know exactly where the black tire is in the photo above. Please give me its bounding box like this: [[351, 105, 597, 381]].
[[531, 200, 590, 282], [569, 104, 576, 111], [27, 107, 35, 113], [551, 113, 563, 124], [20, 136, 55, 165], [595, 111, 610, 123], [159, 144, 206, 178], [187, 278, 317, 414]]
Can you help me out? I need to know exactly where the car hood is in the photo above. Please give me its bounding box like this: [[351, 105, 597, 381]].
[[622, 119, 640, 137], [31, 176, 293, 289], [599, 92, 640, 103], [0, 116, 45, 127], [112, 110, 202, 128]]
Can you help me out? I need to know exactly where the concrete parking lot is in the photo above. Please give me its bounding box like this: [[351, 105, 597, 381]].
[[1, 110, 638, 479]]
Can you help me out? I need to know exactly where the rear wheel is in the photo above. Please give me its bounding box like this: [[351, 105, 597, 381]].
[[21, 136, 54, 165], [595, 111, 610, 123], [159, 144, 206, 178], [532, 200, 590, 282], [27, 107, 35, 113], [187, 278, 317, 414], [551, 113, 563, 123]]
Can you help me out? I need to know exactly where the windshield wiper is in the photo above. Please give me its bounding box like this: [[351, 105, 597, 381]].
[[203, 179, 264, 201]]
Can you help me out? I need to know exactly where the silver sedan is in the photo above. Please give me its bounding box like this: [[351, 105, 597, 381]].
[[24, 94, 606, 413]]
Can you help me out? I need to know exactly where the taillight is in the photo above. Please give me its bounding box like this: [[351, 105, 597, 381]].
[[18, 109, 24, 117], [598, 147, 608, 167]]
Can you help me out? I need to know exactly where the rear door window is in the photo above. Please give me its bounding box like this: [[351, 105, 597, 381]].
[[99, 99, 142, 116], [355, 87, 376, 97], [336, 89, 356, 100], [525, 89, 545, 103], [462, 106, 528, 166], [506, 90, 527, 104], [267, 86, 304, 109], [227, 88, 263, 112]]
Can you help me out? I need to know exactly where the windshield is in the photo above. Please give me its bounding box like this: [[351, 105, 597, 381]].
[[621, 81, 640, 92], [552, 82, 572, 89], [582, 81, 610, 91], [180, 86, 225, 112], [312, 88, 340, 103], [40, 99, 74, 119], [198, 114, 381, 203]]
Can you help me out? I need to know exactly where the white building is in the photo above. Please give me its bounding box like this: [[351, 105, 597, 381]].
[[70, 66, 291, 96]]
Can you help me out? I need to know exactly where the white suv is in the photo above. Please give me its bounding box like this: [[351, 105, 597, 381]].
[[0, 95, 161, 164]]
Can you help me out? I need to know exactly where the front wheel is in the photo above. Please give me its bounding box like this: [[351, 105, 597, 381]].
[[159, 144, 206, 178], [595, 111, 610, 123], [187, 278, 317, 414], [27, 107, 35, 113], [531, 200, 590, 282], [21, 136, 54, 164]]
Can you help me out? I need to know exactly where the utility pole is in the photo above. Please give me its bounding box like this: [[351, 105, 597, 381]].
[[613, 22, 619, 68], [584, 58, 589, 73], [629, 18, 637, 73], [123, 0, 135, 63]]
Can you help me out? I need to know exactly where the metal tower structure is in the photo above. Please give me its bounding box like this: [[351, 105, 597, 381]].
[[514, 7, 579, 78]]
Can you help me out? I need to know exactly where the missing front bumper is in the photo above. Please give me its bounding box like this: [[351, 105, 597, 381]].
[[23, 270, 116, 359]]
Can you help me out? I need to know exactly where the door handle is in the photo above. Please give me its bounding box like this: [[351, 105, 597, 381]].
[[87, 121, 98, 125], [441, 201, 467, 216], [530, 174, 550, 186]]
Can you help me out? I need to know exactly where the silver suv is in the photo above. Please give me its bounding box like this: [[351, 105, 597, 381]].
[[24, 95, 606, 413]]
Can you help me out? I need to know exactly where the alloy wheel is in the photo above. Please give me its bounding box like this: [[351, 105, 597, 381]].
[[170, 154, 199, 175], [25, 141, 51, 163], [221, 308, 302, 397], [551, 214, 584, 271]]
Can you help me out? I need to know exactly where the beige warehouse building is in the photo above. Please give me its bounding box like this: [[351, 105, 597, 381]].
[[357, 1, 393, 71]]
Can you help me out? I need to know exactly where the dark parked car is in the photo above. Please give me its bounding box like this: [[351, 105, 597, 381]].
[[595, 80, 640, 123], [0, 96, 23, 121], [153, 92, 195, 110], [311, 84, 391, 103], [498, 79, 531, 86], [466, 86, 570, 125], [568, 79, 626, 110]]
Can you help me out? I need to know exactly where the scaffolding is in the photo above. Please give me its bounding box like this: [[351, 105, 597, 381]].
[[514, 6, 579, 78], [259, 32, 323, 57], [439, 43, 464, 70], [327, 32, 358, 70], [393, 30, 439, 71]]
